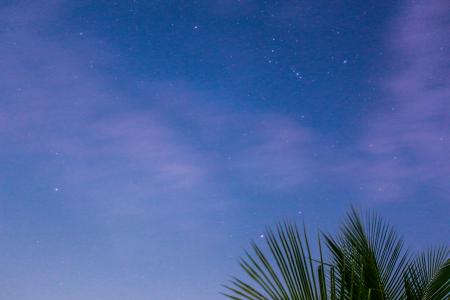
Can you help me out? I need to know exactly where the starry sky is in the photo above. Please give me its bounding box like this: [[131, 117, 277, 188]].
[[0, 0, 449, 299]]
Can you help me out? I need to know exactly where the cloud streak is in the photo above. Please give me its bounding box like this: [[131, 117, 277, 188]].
[[339, 0, 450, 202], [0, 0, 319, 259], [1, 0, 448, 226]]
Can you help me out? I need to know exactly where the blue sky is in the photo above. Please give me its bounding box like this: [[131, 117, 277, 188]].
[[0, 1, 449, 299]]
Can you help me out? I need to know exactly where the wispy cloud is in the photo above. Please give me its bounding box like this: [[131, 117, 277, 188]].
[[1, 0, 449, 220], [339, 0, 450, 202], [0, 0, 316, 222], [232, 114, 317, 190]]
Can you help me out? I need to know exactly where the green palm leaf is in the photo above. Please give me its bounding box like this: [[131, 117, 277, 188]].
[[404, 247, 450, 300], [325, 208, 410, 300], [222, 222, 343, 300]]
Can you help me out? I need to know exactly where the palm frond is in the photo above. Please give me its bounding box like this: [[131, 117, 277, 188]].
[[223, 222, 344, 300], [404, 247, 450, 300], [325, 207, 410, 300]]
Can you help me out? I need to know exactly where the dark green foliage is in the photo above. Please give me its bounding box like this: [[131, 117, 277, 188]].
[[325, 208, 410, 300], [404, 247, 449, 300], [223, 208, 449, 300]]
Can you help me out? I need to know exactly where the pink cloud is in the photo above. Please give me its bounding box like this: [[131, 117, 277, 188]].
[[0, 0, 318, 224], [232, 114, 317, 190], [340, 0, 450, 202], [2, 0, 447, 214]]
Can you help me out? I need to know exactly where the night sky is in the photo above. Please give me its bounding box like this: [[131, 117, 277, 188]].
[[1, 1, 449, 299]]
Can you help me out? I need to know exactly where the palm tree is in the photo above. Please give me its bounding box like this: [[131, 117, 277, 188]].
[[222, 208, 449, 300]]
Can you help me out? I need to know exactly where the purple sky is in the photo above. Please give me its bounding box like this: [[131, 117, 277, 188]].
[[0, 1, 449, 299]]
